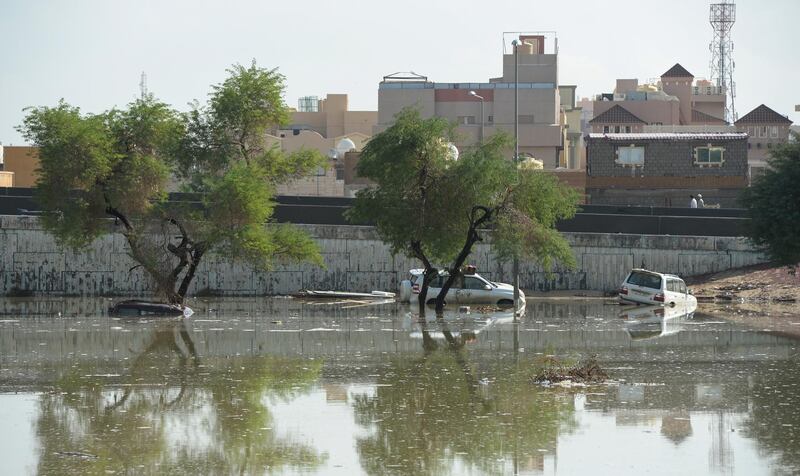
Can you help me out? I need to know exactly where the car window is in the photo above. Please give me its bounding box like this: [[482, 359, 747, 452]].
[[679, 281, 687, 293], [666, 280, 676, 292], [464, 277, 486, 290], [627, 271, 662, 290]]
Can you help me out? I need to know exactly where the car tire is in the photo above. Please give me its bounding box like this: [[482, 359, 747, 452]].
[[497, 299, 514, 307]]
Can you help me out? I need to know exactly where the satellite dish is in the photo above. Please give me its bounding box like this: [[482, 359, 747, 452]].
[[336, 138, 357, 155], [446, 142, 459, 161]]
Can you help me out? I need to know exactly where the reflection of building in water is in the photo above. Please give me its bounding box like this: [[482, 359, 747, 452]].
[[323, 384, 348, 403], [709, 411, 734, 474], [661, 412, 693, 444]]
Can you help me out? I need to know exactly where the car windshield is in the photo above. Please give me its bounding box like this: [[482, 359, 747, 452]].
[[627, 271, 662, 290]]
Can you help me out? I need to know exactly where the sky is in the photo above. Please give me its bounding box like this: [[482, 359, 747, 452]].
[[1, 0, 798, 145]]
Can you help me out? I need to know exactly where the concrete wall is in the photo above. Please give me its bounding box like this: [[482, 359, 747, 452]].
[[0, 216, 767, 296]]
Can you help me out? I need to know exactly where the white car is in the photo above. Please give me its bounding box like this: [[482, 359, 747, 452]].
[[403, 269, 525, 307], [618, 269, 697, 307]]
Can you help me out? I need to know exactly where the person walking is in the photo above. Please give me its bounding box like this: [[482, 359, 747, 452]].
[[689, 195, 698, 208], [697, 194, 705, 208]]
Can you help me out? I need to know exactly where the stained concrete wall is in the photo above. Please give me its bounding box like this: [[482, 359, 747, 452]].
[[0, 215, 767, 296]]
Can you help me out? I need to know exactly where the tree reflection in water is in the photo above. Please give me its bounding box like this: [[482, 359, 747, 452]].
[[35, 320, 326, 475], [353, 318, 576, 475], [743, 360, 800, 474]]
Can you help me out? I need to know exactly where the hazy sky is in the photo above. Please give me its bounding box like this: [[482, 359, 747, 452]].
[[2, 0, 798, 145]]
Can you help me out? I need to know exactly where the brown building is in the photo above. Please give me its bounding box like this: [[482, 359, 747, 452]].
[[733, 104, 793, 179], [0, 146, 39, 187], [586, 132, 748, 207]]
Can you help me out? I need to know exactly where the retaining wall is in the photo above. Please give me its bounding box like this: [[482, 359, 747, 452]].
[[0, 215, 767, 296]]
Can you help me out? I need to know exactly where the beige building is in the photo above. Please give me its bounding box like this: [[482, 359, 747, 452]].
[[276, 93, 377, 196], [377, 34, 572, 169], [734, 104, 793, 179], [591, 64, 727, 133], [0, 146, 39, 187]]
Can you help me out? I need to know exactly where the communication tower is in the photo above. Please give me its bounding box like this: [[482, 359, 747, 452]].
[[709, 0, 737, 122]]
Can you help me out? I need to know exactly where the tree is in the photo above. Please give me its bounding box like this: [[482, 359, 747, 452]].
[[741, 137, 800, 268], [430, 137, 579, 313], [19, 62, 324, 304], [350, 107, 580, 315], [347, 109, 460, 313]]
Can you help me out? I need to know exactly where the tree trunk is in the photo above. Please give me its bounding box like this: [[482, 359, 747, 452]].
[[434, 207, 493, 315]]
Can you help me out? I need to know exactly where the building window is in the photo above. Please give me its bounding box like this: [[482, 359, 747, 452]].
[[625, 126, 632, 133], [603, 126, 610, 133], [487, 115, 494, 123], [756, 143, 761, 149], [518, 115, 535, 124], [457, 116, 476, 125], [694, 146, 725, 167], [767, 142, 772, 149], [759, 126, 767, 138], [770, 126, 779, 138], [748, 142, 751, 149], [616, 145, 645, 166]]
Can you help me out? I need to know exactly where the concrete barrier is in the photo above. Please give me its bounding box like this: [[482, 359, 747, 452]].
[[0, 216, 768, 296]]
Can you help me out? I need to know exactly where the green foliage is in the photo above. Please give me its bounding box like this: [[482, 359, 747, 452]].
[[348, 108, 460, 263], [741, 138, 800, 265], [493, 169, 580, 271], [18, 61, 325, 301]]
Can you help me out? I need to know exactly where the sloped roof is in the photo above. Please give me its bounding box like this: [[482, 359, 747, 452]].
[[661, 63, 694, 78], [692, 109, 727, 124], [735, 104, 792, 124], [589, 105, 646, 124]]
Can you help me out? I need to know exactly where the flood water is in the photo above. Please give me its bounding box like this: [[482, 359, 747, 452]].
[[1, 297, 799, 475]]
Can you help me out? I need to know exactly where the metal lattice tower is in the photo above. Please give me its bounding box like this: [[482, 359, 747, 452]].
[[709, 1, 737, 123]]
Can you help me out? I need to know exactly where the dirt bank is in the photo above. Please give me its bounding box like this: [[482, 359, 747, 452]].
[[687, 263, 800, 303]]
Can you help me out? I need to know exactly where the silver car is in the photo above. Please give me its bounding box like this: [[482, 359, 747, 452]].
[[408, 269, 525, 307]]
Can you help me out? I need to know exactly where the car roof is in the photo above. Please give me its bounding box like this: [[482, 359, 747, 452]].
[[630, 268, 683, 280]]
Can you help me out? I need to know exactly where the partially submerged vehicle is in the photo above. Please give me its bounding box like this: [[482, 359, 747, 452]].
[[618, 269, 697, 308], [109, 300, 193, 317], [400, 267, 525, 307]]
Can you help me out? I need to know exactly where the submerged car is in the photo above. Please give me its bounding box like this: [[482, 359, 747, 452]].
[[402, 268, 525, 307], [618, 269, 697, 307]]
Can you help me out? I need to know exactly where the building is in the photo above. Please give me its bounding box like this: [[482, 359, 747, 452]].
[[591, 64, 727, 133], [0, 146, 38, 187], [733, 104, 793, 179], [288, 93, 376, 139], [585, 132, 748, 207], [377, 34, 573, 169]]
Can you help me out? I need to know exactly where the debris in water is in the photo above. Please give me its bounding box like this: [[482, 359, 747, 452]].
[[532, 356, 609, 384]]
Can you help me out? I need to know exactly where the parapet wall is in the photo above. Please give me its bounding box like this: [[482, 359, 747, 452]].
[[0, 216, 767, 296]]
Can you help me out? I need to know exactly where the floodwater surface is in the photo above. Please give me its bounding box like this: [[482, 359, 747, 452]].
[[0, 297, 799, 475]]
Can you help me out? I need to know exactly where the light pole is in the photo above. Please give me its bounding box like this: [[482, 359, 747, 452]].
[[469, 90, 484, 142], [512, 39, 521, 318]]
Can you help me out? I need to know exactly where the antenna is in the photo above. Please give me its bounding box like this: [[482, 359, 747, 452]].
[[139, 72, 148, 99], [709, 0, 737, 122]]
